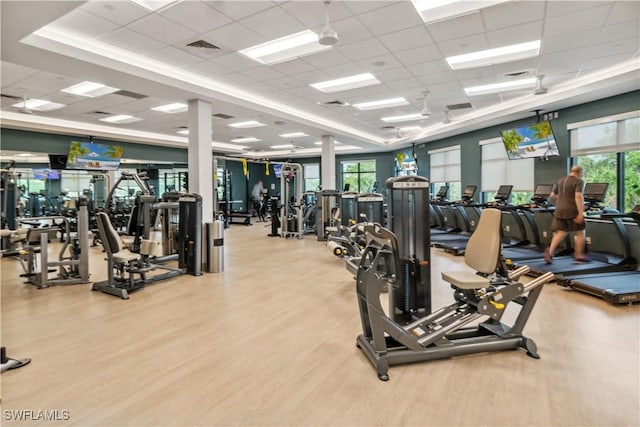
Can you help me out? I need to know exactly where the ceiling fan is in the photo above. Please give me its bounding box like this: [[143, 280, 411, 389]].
[[319, 1, 338, 46], [19, 94, 32, 114], [421, 90, 431, 118]]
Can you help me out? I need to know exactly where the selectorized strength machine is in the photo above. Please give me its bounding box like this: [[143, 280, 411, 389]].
[[355, 176, 554, 381]]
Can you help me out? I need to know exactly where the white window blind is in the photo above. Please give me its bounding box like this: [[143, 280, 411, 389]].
[[569, 111, 640, 156], [304, 163, 319, 179], [480, 138, 534, 192], [428, 145, 460, 182]]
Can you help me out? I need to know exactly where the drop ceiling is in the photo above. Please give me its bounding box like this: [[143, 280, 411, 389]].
[[1, 0, 638, 159]]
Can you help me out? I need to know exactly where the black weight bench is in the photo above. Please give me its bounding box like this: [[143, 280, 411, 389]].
[[228, 212, 252, 226]]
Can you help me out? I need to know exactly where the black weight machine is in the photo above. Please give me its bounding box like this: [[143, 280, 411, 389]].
[[91, 194, 202, 299], [355, 176, 554, 380]]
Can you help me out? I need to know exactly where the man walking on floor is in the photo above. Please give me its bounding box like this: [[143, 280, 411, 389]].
[[544, 165, 589, 264]]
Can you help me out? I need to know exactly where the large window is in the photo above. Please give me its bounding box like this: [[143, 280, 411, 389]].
[[480, 137, 534, 204], [341, 160, 376, 193], [303, 163, 320, 192], [429, 146, 461, 200], [569, 112, 640, 211]]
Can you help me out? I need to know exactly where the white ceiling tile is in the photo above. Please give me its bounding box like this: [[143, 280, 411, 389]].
[[378, 26, 434, 53], [301, 49, 351, 69], [328, 17, 375, 45], [146, 46, 203, 68], [209, 52, 261, 72], [384, 78, 424, 91], [545, 1, 613, 18], [321, 62, 368, 78], [415, 71, 459, 87], [0, 62, 41, 87], [49, 8, 121, 39], [160, 2, 233, 34], [5, 71, 77, 94], [356, 54, 403, 73], [481, 0, 546, 31], [266, 76, 308, 90], [452, 67, 499, 82], [426, 12, 485, 42], [393, 44, 443, 67], [437, 34, 488, 58], [542, 29, 599, 55], [270, 59, 317, 76], [375, 67, 414, 83], [218, 73, 259, 87], [586, 37, 640, 61], [200, 22, 264, 51], [335, 38, 390, 61], [597, 20, 640, 45], [205, 1, 276, 21], [289, 70, 333, 85], [80, 1, 150, 26], [240, 6, 305, 39], [183, 59, 233, 78], [241, 66, 286, 82], [605, 1, 640, 25], [486, 21, 543, 47], [98, 27, 165, 54], [357, 3, 423, 36], [579, 53, 639, 74], [407, 59, 451, 77], [280, 1, 352, 28], [128, 13, 197, 45], [345, 1, 395, 15], [543, 5, 611, 38], [492, 58, 539, 76], [537, 48, 587, 75]]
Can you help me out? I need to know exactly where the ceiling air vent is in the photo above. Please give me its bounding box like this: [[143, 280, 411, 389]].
[[380, 126, 395, 130], [446, 102, 473, 110], [186, 40, 221, 50], [213, 113, 234, 119], [89, 111, 111, 115], [114, 90, 147, 99], [504, 70, 531, 79]]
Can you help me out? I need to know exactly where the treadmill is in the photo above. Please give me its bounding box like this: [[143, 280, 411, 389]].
[[558, 206, 640, 304], [430, 185, 453, 235], [513, 183, 638, 277], [431, 185, 478, 254]]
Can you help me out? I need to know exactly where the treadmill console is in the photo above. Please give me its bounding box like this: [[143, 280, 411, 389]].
[[461, 185, 477, 202], [584, 182, 609, 211]]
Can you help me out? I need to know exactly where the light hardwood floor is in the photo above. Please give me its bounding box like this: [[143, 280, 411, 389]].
[[1, 223, 638, 427]]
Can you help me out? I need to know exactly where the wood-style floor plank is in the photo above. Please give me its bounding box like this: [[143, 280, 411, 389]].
[[1, 223, 638, 426]]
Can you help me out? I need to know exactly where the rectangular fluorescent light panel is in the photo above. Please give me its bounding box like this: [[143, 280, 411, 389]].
[[279, 132, 308, 138], [239, 30, 331, 65], [446, 40, 541, 70], [61, 81, 119, 97], [131, 0, 182, 12], [381, 113, 424, 123], [228, 121, 266, 129], [212, 141, 247, 152], [464, 78, 536, 96], [354, 97, 409, 111], [400, 126, 422, 132], [270, 144, 295, 149], [411, 0, 511, 24], [151, 103, 188, 114], [231, 137, 261, 143], [99, 114, 142, 124], [12, 99, 65, 112], [314, 140, 341, 145], [176, 129, 189, 135], [310, 73, 380, 93], [335, 145, 362, 151]]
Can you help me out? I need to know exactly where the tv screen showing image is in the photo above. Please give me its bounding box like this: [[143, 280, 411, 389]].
[[273, 164, 282, 178], [500, 121, 560, 160], [67, 141, 123, 171], [32, 168, 60, 180]]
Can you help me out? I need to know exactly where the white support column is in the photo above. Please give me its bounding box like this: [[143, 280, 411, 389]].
[[187, 99, 213, 223], [321, 134, 336, 190]]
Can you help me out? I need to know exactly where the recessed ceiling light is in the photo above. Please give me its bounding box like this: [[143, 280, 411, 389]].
[[353, 97, 409, 111], [61, 81, 119, 98], [270, 144, 296, 149], [99, 114, 142, 124], [310, 73, 380, 93], [239, 30, 331, 65], [335, 145, 362, 151], [411, 0, 511, 24], [228, 120, 266, 129], [15, 153, 35, 157], [446, 40, 541, 70], [231, 137, 261, 143], [211, 141, 247, 152], [464, 78, 536, 96], [380, 113, 424, 123], [399, 126, 422, 132], [151, 103, 188, 114], [130, 0, 182, 12], [279, 132, 308, 138], [176, 129, 189, 135], [12, 99, 65, 112]]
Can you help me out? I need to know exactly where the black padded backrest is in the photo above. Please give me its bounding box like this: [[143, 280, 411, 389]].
[[97, 213, 123, 254]]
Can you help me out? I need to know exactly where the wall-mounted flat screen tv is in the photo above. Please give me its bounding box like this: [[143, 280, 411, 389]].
[[500, 121, 560, 160], [32, 168, 60, 180], [273, 164, 282, 178], [67, 141, 123, 171]]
